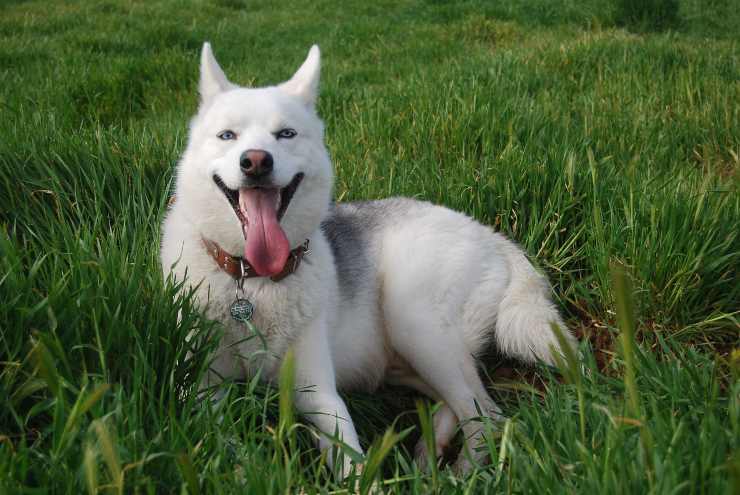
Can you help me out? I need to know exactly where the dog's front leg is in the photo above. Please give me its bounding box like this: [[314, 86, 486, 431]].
[[292, 318, 362, 478]]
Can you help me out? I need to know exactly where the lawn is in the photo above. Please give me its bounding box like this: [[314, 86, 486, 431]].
[[0, 0, 738, 493]]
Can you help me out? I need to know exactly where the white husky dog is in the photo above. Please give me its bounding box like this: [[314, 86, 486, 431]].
[[161, 43, 576, 475]]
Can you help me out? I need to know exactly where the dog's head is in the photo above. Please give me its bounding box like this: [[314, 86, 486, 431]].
[[175, 43, 332, 277]]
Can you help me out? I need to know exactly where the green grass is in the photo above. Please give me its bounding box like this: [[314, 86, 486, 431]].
[[1, 0, 738, 492]]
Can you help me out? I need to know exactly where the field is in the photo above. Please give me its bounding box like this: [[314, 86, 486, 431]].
[[1, 0, 738, 493]]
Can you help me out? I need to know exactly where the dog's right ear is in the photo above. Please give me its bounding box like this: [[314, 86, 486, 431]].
[[199, 42, 235, 106]]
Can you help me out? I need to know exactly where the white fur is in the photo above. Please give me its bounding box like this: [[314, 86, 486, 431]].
[[161, 43, 577, 476]]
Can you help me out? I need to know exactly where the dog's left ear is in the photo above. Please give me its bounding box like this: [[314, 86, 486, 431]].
[[279, 45, 320, 108]]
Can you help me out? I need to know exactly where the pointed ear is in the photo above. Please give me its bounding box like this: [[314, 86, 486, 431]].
[[279, 45, 321, 108], [199, 42, 235, 106]]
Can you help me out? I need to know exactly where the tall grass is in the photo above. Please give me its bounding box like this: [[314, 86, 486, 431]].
[[1, 0, 738, 492], [615, 0, 680, 30]]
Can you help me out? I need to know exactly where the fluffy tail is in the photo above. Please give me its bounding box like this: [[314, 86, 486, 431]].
[[494, 251, 577, 366]]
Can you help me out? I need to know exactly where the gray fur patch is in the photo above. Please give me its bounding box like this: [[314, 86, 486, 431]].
[[321, 204, 370, 300], [321, 198, 416, 300]]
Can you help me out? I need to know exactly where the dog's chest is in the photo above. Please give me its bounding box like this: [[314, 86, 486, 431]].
[[200, 275, 318, 378]]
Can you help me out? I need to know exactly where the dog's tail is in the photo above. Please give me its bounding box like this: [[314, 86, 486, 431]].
[[494, 250, 577, 366]]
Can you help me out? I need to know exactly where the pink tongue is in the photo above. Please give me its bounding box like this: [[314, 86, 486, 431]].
[[239, 188, 290, 277]]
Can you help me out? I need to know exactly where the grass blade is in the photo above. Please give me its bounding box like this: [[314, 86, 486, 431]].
[[92, 420, 123, 495], [611, 261, 654, 482], [176, 451, 200, 495]]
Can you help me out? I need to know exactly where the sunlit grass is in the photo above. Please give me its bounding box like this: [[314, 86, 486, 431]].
[[1, 0, 738, 492]]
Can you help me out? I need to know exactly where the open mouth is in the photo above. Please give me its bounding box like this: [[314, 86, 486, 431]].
[[213, 173, 304, 225], [212, 173, 304, 277]]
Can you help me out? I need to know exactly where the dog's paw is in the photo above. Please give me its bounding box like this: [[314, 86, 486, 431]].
[[451, 454, 475, 476], [413, 437, 443, 473], [346, 463, 380, 494]]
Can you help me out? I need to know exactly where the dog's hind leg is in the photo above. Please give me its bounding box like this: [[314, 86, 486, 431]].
[[385, 371, 459, 468], [384, 304, 503, 474], [413, 403, 458, 470]]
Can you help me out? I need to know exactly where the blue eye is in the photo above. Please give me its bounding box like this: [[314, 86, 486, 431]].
[[217, 130, 236, 140], [276, 128, 297, 139]]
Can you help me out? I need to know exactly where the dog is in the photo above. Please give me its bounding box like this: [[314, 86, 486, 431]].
[[160, 43, 577, 476]]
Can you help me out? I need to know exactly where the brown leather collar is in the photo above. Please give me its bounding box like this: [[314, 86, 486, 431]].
[[202, 237, 310, 282]]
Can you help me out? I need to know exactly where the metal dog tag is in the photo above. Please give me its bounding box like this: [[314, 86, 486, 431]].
[[230, 297, 254, 324], [230, 259, 254, 325]]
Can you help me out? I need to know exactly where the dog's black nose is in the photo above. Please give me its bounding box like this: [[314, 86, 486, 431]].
[[240, 149, 274, 177]]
